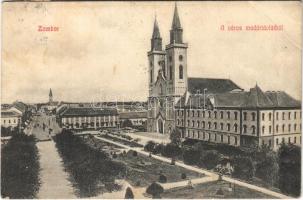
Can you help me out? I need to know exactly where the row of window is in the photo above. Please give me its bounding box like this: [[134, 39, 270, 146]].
[[261, 111, 301, 121], [261, 124, 301, 134], [2, 118, 20, 124], [64, 121, 118, 128], [178, 110, 239, 120], [274, 136, 301, 146], [177, 109, 302, 122], [186, 130, 238, 145]]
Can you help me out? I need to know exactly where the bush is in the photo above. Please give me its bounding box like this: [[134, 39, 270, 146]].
[[144, 141, 156, 152], [158, 174, 167, 183], [152, 143, 164, 155], [54, 131, 126, 197], [146, 182, 164, 198], [1, 134, 40, 198], [132, 151, 138, 157], [232, 156, 255, 181], [183, 147, 200, 165], [124, 187, 134, 199], [162, 143, 182, 158], [181, 173, 187, 179], [200, 150, 223, 170], [278, 144, 301, 197]]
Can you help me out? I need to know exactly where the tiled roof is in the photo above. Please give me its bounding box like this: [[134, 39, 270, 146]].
[[119, 111, 147, 119], [59, 107, 118, 117], [187, 77, 242, 94], [1, 111, 22, 117], [178, 84, 301, 109], [265, 91, 301, 108]]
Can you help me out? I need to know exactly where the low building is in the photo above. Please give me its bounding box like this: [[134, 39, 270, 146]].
[[57, 106, 119, 130], [1, 110, 22, 129], [176, 84, 301, 151], [119, 111, 147, 127]]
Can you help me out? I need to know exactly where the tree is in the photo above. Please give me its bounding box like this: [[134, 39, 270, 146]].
[[146, 182, 164, 199], [278, 144, 301, 197], [162, 143, 182, 158], [158, 174, 167, 183], [170, 128, 181, 146], [255, 147, 279, 186], [200, 150, 223, 170], [122, 119, 133, 128], [232, 156, 255, 181], [124, 187, 134, 199], [183, 147, 200, 165], [144, 141, 156, 152]]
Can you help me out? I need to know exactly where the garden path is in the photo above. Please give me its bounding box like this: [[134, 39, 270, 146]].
[[94, 135, 291, 199], [37, 141, 76, 199]]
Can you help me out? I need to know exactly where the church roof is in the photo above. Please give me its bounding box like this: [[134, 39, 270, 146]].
[[152, 17, 161, 39], [49, 88, 53, 97], [119, 111, 147, 119], [187, 77, 243, 94], [171, 3, 181, 29], [59, 107, 118, 117]]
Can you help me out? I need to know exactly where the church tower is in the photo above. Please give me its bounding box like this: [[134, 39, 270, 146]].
[[165, 3, 188, 96], [148, 17, 166, 96], [49, 88, 53, 103]]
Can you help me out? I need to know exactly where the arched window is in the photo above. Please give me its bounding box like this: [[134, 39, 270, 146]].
[[282, 124, 285, 132], [276, 125, 279, 133], [234, 112, 238, 120], [252, 126, 256, 134], [227, 111, 230, 119], [243, 125, 247, 133], [234, 124, 238, 132], [187, 120, 190, 126], [169, 65, 173, 80], [192, 120, 195, 127], [220, 111, 223, 119], [244, 112, 247, 120], [208, 122, 211, 129], [208, 111, 211, 118], [227, 123, 231, 131], [262, 126, 265, 134], [269, 113, 272, 121], [150, 69, 153, 83], [197, 121, 200, 128], [192, 110, 195, 117], [214, 111, 217, 119], [179, 55, 183, 61], [214, 122, 217, 129], [202, 121, 205, 128], [179, 65, 183, 79], [252, 113, 256, 121]]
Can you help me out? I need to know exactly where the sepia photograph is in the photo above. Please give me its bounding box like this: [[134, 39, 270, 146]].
[[1, 1, 302, 199]]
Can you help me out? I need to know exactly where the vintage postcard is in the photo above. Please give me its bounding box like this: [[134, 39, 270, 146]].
[[1, 1, 302, 199]]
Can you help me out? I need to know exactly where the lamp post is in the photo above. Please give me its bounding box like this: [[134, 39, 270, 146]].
[[203, 88, 208, 110]]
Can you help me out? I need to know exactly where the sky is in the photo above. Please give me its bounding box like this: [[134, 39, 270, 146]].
[[2, 1, 301, 104]]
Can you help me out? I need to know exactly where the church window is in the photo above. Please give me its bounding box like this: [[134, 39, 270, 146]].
[[179, 55, 183, 61], [169, 65, 173, 80], [179, 65, 183, 79], [150, 70, 153, 83]]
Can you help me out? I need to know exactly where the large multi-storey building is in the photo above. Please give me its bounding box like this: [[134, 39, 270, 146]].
[[147, 4, 301, 150]]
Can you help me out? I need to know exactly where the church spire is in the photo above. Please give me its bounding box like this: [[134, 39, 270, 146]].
[[49, 88, 53, 103], [152, 16, 161, 39], [170, 3, 183, 44], [171, 2, 181, 29], [151, 15, 162, 51]]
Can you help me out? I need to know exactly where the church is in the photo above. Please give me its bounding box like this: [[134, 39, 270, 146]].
[[147, 4, 301, 150], [147, 4, 241, 135]]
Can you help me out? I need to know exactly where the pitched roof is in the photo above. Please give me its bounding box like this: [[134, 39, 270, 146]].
[[119, 111, 147, 119], [178, 84, 301, 109], [187, 77, 243, 94], [265, 91, 301, 108], [171, 3, 181, 29], [12, 101, 28, 113], [152, 17, 161, 39], [60, 107, 118, 117], [1, 111, 22, 117]]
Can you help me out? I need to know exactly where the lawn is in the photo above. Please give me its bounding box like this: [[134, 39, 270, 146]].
[[161, 180, 277, 199], [115, 151, 205, 187], [99, 134, 143, 148]]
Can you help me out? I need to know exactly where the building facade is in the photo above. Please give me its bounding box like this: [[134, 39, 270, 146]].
[[1, 110, 22, 129], [146, 4, 301, 150], [57, 106, 119, 130], [119, 111, 147, 127], [175, 86, 301, 150]]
